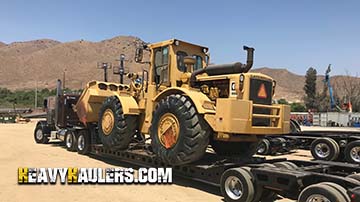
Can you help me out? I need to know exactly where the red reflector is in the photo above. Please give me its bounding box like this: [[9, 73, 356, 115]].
[[257, 83, 267, 99]]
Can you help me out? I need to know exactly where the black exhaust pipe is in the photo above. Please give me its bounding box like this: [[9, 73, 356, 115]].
[[190, 46, 255, 86]]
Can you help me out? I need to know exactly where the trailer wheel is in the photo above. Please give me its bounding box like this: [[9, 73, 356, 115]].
[[241, 166, 277, 202], [298, 183, 350, 202], [211, 141, 258, 158], [150, 94, 210, 165], [347, 173, 360, 182], [98, 96, 137, 150], [310, 138, 339, 161], [257, 139, 271, 155], [274, 161, 298, 170], [344, 140, 360, 164], [65, 131, 77, 152], [319, 182, 350, 202], [34, 122, 49, 144], [77, 130, 90, 155], [220, 167, 255, 202]]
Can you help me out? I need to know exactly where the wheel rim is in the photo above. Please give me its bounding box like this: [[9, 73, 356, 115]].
[[306, 194, 330, 202], [224, 176, 243, 200], [102, 109, 115, 136], [66, 133, 73, 148], [158, 113, 180, 149], [36, 129, 43, 140], [78, 135, 85, 151], [350, 146, 360, 163], [315, 143, 330, 158]]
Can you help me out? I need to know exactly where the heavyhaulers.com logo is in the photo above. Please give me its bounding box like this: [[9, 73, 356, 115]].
[[18, 167, 172, 184]]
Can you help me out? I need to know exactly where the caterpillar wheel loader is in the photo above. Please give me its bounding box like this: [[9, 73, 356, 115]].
[[75, 39, 290, 165]]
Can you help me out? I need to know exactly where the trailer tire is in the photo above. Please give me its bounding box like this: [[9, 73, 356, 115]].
[[257, 139, 271, 155], [98, 96, 137, 150], [34, 122, 50, 144], [298, 183, 350, 202], [319, 182, 350, 202], [65, 131, 77, 152], [220, 167, 255, 202], [347, 174, 360, 182], [241, 166, 277, 202], [150, 94, 210, 165], [77, 130, 91, 155], [310, 138, 339, 161], [344, 140, 360, 164], [211, 141, 258, 159], [274, 161, 298, 170]]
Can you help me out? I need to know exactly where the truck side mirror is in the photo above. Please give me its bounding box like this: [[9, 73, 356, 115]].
[[135, 48, 143, 63]]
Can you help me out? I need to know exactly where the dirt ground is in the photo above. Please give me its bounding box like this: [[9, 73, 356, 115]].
[[0, 120, 312, 202]]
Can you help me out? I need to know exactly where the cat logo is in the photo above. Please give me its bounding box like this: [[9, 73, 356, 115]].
[[257, 83, 267, 99]]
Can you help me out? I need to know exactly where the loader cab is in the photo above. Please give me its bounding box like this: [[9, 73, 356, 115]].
[[136, 39, 209, 89]]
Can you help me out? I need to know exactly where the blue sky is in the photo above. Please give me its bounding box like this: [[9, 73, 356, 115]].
[[1, 0, 359, 75]]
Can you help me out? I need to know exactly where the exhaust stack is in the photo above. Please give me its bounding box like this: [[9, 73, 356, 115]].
[[190, 46, 255, 86]]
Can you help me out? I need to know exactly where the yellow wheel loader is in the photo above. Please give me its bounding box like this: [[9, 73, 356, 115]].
[[74, 39, 290, 165]]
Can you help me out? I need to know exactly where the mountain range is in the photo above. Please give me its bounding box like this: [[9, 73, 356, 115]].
[[0, 36, 358, 102]]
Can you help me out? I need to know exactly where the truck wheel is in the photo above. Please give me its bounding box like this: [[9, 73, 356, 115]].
[[34, 122, 49, 144], [298, 183, 350, 202], [241, 166, 277, 202], [98, 96, 137, 150], [347, 173, 360, 182], [310, 138, 339, 161], [77, 130, 91, 155], [344, 140, 360, 164], [65, 131, 77, 152], [274, 161, 298, 170], [211, 141, 258, 159], [257, 139, 271, 155], [150, 94, 210, 165], [319, 182, 350, 202], [220, 167, 255, 202]]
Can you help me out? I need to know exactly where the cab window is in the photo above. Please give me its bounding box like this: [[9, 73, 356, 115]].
[[176, 51, 188, 72], [193, 55, 203, 70], [154, 46, 169, 83]]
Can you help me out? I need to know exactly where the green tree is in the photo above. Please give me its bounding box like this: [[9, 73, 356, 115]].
[[304, 67, 318, 110], [277, 98, 289, 105], [291, 103, 306, 112]]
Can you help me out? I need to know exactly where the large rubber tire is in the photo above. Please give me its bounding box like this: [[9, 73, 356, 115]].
[[274, 161, 298, 170], [220, 167, 255, 202], [98, 96, 137, 150], [298, 183, 350, 202], [347, 173, 360, 182], [77, 130, 91, 155], [242, 166, 277, 202], [211, 141, 258, 159], [344, 140, 360, 164], [310, 138, 340, 161], [65, 131, 77, 152], [319, 182, 351, 202], [257, 139, 271, 155], [34, 122, 49, 144], [290, 119, 301, 134], [150, 94, 210, 165]]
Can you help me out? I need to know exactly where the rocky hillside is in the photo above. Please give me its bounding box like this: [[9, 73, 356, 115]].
[[0, 36, 359, 102], [0, 36, 146, 90]]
